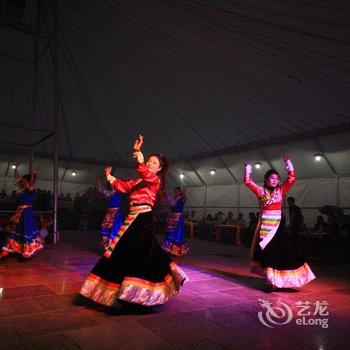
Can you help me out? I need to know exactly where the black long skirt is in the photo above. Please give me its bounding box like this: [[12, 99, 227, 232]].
[[252, 218, 316, 288], [80, 209, 188, 306]]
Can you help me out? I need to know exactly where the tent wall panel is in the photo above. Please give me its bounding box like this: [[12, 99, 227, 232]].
[[185, 186, 206, 208], [207, 184, 238, 207], [339, 177, 350, 208], [287, 178, 337, 207], [184, 177, 344, 227]]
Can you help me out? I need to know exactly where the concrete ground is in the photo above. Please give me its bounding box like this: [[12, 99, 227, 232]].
[[0, 230, 349, 350]]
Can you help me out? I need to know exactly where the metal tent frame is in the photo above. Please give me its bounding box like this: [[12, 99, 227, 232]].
[[0, 0, 59, 243]]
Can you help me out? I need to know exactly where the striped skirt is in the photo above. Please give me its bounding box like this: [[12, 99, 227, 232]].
[[251, 209, 315, 288]]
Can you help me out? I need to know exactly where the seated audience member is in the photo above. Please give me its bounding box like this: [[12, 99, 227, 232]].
[[313, 215, 328, 233], [212, 213, 219, 222], [234, 213, 246, 226], [224, 211, 235, 225], [216, 211, 225, 223], [206, 213, 213, 221]]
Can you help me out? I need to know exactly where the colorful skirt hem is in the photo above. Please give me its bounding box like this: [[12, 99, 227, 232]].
[[80, 262, 188, 306]]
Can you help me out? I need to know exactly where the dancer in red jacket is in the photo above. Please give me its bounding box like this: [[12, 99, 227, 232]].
[[244, 155, 315, 289], [80, 135, 188, 306]]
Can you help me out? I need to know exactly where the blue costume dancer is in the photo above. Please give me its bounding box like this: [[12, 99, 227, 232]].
[[98, 177, 123, 249], [2, 166, 43, 259], [162, 187, 189, 256]]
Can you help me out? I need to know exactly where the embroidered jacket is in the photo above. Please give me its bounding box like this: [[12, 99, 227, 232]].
[[111, 162, 160, 206], [244, 170, 296, 211]]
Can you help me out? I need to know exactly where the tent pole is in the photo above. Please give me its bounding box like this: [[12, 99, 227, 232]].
[[28, 0, 41, 174], [204, 185, 208, 219], [29, 147, 34, 173], [52, 0, 59, 244], [336, 175, 340, 207], [237, 183, 241, 217], [187, 163, 207, 219]]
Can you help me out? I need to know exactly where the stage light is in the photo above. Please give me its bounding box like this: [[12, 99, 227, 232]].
[[209, 169, 216, 175], [314, 153, 322, 162], [254, 162, 262, 169], [179, 173, 184, 180], [71, 171, 77, 176], [11, 164, 17, 169]]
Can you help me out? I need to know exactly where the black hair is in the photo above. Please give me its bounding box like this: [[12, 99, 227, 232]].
[[264, 169, 280, 181], [22, 174, 36, 181], [264, 169, 280, 189], [148, 153, 169, 198]]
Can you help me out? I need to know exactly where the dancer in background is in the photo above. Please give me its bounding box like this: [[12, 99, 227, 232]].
[[97, 176, 123, 249], [244, 155, 315, 289], [80, 135, 188, 307], [1, 166, 43, 259], [162, 187, 189, 256]]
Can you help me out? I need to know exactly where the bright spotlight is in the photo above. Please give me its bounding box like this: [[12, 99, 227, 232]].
[[314, 153, 322, 162]]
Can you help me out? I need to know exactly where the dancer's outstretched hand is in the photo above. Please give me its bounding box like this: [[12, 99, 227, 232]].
[[245, 163, 252, 173], [283, 154, 294, 171], [283, 154, 291, 163], [104, 166, 112, 178], [133, 134, 144, 152]]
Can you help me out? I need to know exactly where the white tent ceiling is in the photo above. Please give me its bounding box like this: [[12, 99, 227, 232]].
[[0, 0, 349, 166]]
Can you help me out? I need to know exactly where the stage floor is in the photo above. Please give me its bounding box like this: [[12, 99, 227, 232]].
[[0, 230, 349, 350]]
